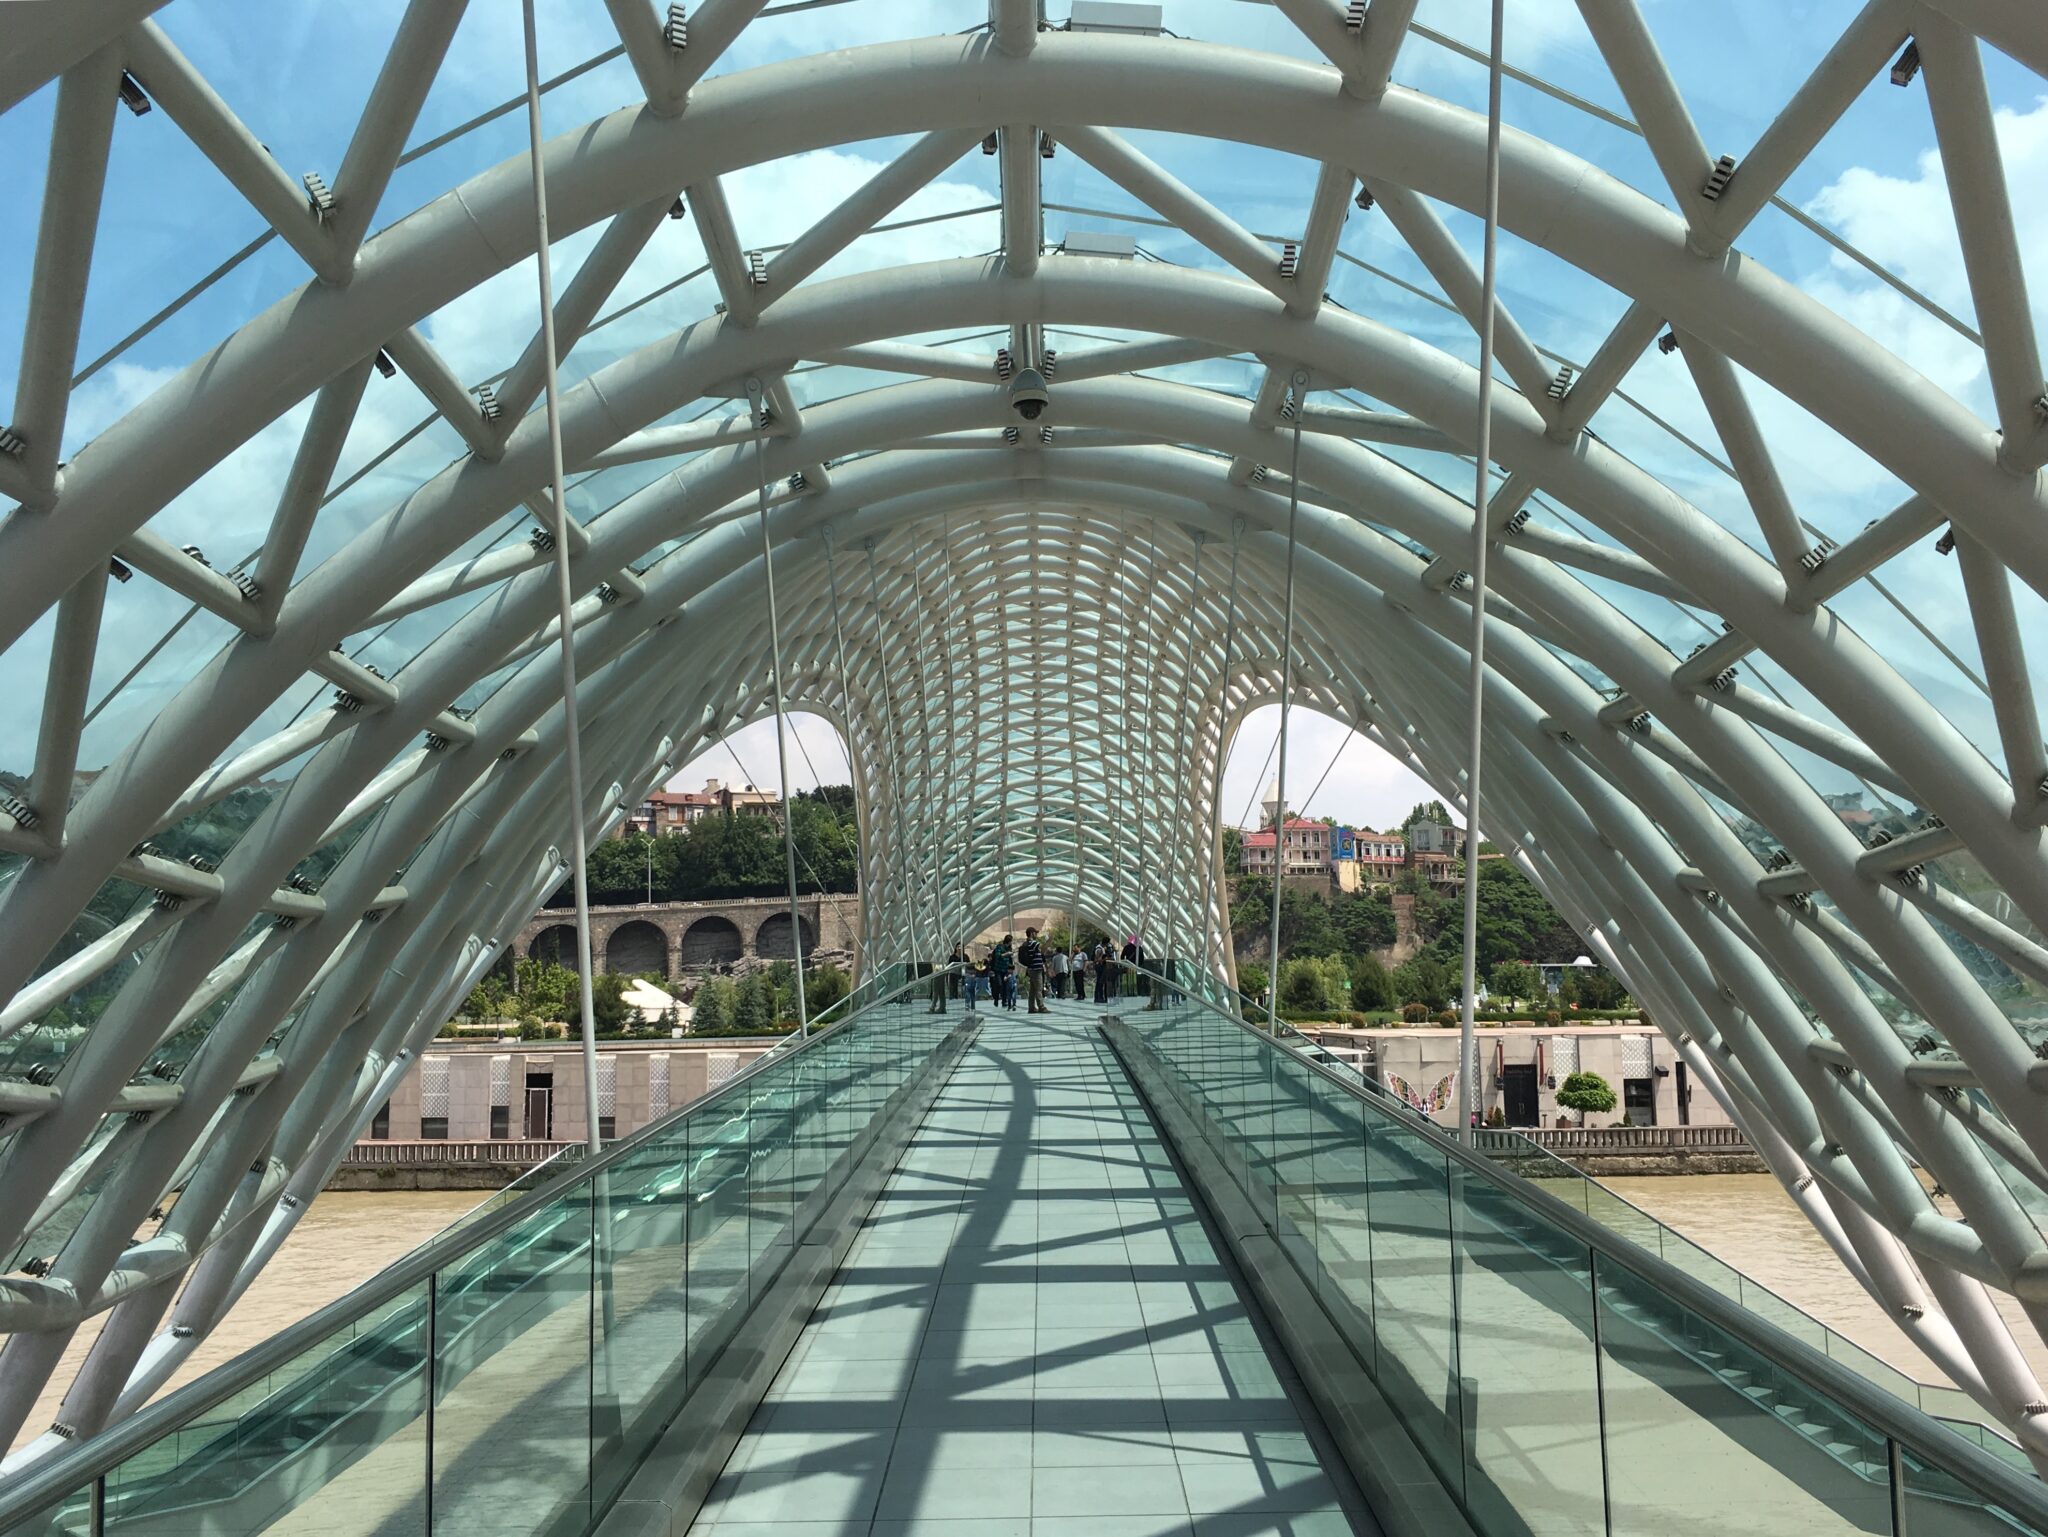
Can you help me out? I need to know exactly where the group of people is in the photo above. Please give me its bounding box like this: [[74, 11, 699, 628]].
[[928, 930, 1150, 1014]]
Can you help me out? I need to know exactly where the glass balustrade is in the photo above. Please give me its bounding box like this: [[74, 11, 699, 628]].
[[1119, 960, 2048, 1537], [1, 966, 962, 1537]]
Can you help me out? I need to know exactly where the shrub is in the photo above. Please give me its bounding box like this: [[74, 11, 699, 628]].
[[1544, 1008, 1563, 1029], [1435, 1009, 1457, 1027], [1484, 1105, 1506, 1127], [1401, 1002, 1428, 1023]]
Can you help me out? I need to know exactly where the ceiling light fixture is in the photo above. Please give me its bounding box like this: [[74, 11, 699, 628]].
[[1890, 40, 1920, 87]]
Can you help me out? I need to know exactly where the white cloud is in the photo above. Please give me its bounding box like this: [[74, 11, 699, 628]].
[[669, 711, 851, 796], [1220, 705, 1441, 833]]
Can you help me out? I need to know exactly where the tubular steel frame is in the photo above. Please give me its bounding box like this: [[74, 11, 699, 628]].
[[0, 0, 2046, 1474]]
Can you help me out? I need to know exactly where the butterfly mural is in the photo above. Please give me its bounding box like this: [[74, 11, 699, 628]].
[[1383, 1071, 1457, 1115]]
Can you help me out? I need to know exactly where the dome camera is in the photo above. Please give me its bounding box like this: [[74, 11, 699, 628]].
[[1009, 367, 1050, 421]]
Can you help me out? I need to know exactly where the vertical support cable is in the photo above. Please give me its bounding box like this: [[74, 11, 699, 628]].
[[748, 379, 810, 1039], [1265, 369, 1310, 1032], [1454, 0, 1507, 1146], [521, 0, 602, 1154]]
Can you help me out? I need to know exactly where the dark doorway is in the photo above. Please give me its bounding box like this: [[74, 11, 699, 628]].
[[1675, 1062, 1691, 1126], [1500, 1063, 1539, 1128], [524, 1072, 555, 1139], [1623, 1077, 1657, 1126]]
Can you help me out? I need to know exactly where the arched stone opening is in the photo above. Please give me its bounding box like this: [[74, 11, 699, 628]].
[[607, 919, 668, 977], [529, 924, 580, 971], [678, 916, 744, 967], [755, 912, 817, 959]]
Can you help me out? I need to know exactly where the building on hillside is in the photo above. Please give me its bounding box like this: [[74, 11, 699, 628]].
[[1333, 827, 1406, 890], [1243, 816, 1333, 878], [622, 777, 781, 837]]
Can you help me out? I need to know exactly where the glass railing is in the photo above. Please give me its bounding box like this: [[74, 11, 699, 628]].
[[1146, 959, 2027, 1461], [1112, 960, 2048, 1535], [0, 964, 965, 1537]]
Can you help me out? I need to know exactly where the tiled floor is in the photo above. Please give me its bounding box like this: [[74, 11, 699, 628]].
[[689, 1003, 1373, 1536]]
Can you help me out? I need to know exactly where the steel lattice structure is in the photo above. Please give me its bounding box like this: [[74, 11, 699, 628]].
[[1, 0, 2047, 1476]]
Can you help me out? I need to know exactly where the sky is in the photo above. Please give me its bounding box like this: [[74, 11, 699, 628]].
[[676, 703, 1439, 835], [2, 1, 2043, 803]]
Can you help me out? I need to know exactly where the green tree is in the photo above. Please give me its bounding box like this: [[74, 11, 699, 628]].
[[591, 971, 633, 1034], [690, 976, 736, 1032], [1489, 961, 1540, 1006], [1347, 953, 1392, 1010], [1221, 825, 1244, 876], [1332, 890, 1397, 951], [805, 964, 852, 1017], [1236, 962, 1268, 1002], [1392, 952, 1452, 1010], [733, 973, 775, 1033], [1556, 1071, 1617, 1123], [1577, 968, 1630, 1010], [1278, 956, 1340, 1013]]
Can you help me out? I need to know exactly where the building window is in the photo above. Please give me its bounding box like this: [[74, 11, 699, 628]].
[[490, 1104, 510, 1139], [1623, 1078, 1656, 1126], [370, 1102, 390, 1140], [421, 1117, 449, 1140]]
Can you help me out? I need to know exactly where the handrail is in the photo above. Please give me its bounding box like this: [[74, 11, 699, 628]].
[[0, 961, 961, 1524], [1106, 959, 2048, 1518]]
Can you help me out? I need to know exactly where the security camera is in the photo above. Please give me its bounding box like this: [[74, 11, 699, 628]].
[[1009, 368, 1050, 421]]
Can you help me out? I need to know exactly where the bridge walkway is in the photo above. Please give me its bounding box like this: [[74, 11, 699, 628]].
[[687, 999, 1376, 1534]]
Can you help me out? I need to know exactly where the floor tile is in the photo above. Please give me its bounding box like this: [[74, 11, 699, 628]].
[[876, 1463, 1034, 1521], [1030, 1462, 1190, 1517]]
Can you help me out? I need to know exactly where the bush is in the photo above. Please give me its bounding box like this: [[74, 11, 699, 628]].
[[1400, 1002, 1428, 1023], [1484, 1105, 1506, 1127], [1236, 962, 1269, 1001], [1545, 1008, 1563, 1029], [1434, 1009, 1457, 1027]]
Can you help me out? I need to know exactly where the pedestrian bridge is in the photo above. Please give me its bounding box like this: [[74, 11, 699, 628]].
[[4, 970, 2043, 1536], [5, 0, 2048, 1532]]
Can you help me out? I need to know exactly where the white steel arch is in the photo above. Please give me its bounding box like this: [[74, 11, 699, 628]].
[[1, 0, 2046, 1474]]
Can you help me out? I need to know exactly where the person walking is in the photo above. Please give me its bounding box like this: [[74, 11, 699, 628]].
[[991, 935, 1017, 1011], [1020, 927, 1048, 1013], [964, 955, 987, 1014], [949, 941, 966, 999], [1049, 942, 1070, 1000], [1071, 945, 1088, 1002], [1093, 936, 1115, 1004], [927, 955, 947, 1014]]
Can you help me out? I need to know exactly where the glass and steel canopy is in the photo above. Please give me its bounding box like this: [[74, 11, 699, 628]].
[[1, 0, 2046, 1477]]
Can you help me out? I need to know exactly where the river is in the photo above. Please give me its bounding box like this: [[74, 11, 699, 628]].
[[16, 1176, 2043, 1455], [1608, 1174, 2048, 1388], [13, 1191, 478, 1454]]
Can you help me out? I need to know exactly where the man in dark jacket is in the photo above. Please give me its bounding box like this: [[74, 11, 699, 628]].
[[1019, 927, 1048, 1013]]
